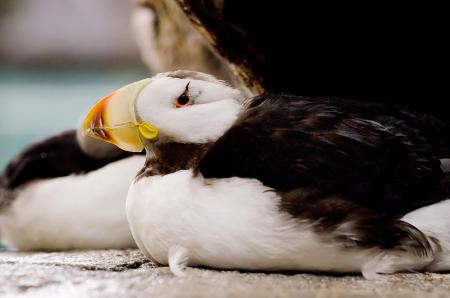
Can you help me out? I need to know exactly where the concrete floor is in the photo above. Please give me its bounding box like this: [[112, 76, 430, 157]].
[[0, 250, 449, 298]]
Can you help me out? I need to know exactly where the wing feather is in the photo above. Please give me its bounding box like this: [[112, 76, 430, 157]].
[[198, 95, 445, 217]]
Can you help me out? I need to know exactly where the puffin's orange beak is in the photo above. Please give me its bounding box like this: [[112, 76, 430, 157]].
[[82, 78, 158, 152]]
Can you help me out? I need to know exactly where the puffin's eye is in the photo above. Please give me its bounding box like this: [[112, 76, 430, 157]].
[[176, 94, 191, 106], [175, 82, 193, 108]]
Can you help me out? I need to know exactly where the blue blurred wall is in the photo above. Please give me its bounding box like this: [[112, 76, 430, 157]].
[[0, 67, 148, 170]]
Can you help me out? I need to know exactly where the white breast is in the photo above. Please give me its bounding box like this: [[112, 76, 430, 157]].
[[0, 155, 145, 250], [127, 170, 389, 273]]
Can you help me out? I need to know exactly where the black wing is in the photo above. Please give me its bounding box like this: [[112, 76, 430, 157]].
[[198, 95, 446, 218], [1, 130, 135, 189]]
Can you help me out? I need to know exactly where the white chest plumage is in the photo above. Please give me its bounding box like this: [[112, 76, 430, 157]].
[[126, 170, 450, 277], [127, 169, 434, 277]]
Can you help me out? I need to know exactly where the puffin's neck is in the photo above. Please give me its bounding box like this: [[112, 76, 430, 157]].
[[136, 142, 212, 180]]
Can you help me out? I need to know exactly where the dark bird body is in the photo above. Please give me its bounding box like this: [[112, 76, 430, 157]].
[[198, 95, 450, 254], [201, 95, 450, 216], [1, 130, 132, 190]]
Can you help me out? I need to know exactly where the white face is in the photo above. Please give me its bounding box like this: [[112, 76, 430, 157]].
[[135, 72, 244, 144]]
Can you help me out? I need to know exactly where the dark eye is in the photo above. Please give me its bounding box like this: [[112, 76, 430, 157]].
[[175, 82, 193, 108], [177, 94, 191, 106]]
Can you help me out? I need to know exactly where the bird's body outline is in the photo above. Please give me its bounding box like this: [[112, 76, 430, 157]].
[[81, 70, 450, 277]]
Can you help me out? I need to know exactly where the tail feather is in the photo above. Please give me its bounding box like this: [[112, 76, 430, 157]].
[[402, 199, 450, 272], [402, 169, 450, 272]]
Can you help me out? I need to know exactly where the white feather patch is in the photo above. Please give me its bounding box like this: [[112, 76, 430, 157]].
[[0, 156, 144, 250], [128, 170, 431, 274], [168, 245, 189, 276]]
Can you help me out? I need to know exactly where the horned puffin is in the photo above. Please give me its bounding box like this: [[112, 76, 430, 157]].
[[0, 129, 144, 250], [82, 70, 450, 278]]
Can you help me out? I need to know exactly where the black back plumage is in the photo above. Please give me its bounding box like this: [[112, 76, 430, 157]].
[[1, 130, 134, 189], [198, 95, 450, 218]]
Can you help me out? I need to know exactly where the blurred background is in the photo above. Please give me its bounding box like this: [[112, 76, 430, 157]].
[[0, 0, 233, 170], [0, 0, 148, 169]]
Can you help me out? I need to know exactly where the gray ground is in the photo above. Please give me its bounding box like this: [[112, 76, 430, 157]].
[[0, 249, 449, 298]]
